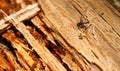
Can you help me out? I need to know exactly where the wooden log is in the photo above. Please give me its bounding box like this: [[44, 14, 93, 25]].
[[31, 15, 90, 71], [38, 0, 120, 71], [0, 0, 120, 71], [30, 18, 83, 71]]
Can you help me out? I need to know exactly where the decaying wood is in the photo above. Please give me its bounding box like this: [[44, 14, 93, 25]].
[[38, 0, 120, 71], [31, 16, 56, 45], [8, 19, 66, 71], [0, 3, 40, 31], [0, 49, 14, 71], [3, 49, 22, 70], [15, 51, 31, 71], [2, 30, 35, 68], [2, 29, 50, 70], [0, 0, 120, 71], [31, 15, 88, 71]]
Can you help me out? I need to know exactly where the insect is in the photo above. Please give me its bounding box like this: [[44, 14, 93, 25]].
[[77, 17, 91, 39], [77, 17, 90, 29], [77, 17, 97, 40]]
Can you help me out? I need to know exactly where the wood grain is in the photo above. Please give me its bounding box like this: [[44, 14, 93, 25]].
[[38, 0, 120, 71]]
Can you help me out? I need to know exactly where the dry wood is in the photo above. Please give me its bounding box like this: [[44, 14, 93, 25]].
[[35, 16, 89, 71], [31, 16, 88, 71], [0, 3, 40, 31], [31, 16, 56, 44], [10, 2, 65, 71], [0, 50, 14, 71], [9, 18, 66, 71], [40, 19, 93, 71], [85, 0, 120, 35], [2, 29, 51, 70], [2, 30, 35, 68], [3, 49, 21, 70], [0, 0, 120, 71], [15, 51, 31, 71], [38, 0, 120, 71]]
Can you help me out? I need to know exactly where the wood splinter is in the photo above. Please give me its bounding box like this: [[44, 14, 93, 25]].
[[0, 3, 40, 32]]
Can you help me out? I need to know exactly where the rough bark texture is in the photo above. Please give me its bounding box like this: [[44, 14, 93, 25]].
[[0, 0, 120, 71]]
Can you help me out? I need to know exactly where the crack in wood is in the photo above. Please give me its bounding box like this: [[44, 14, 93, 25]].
[[91, 63, 103, 71], [91, 51, 99, 59]]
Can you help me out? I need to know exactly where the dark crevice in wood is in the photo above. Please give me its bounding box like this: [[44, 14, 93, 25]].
[[46, 39, 77, 71], [70, 52, 86, 71], [40, 17, 56, 33], [29, 49, 41, 58], [54, 40, 66, 55], [91, 62, 103, 71], [0, 35, 16, 55], [52, 33, 86, 71], [78, 52, 91, 65], [46, 40, 70, 70], [91, 51, 99, 59], [63, 63, 72, 71], [111, 27, 120, 37], [42, 23, 53, 34], [12, 27, 25, 39], [24, 20, 47, 40], [35, 26, 47, 40], [24, 20, 35, 28], [0, 35, 26, 68]]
